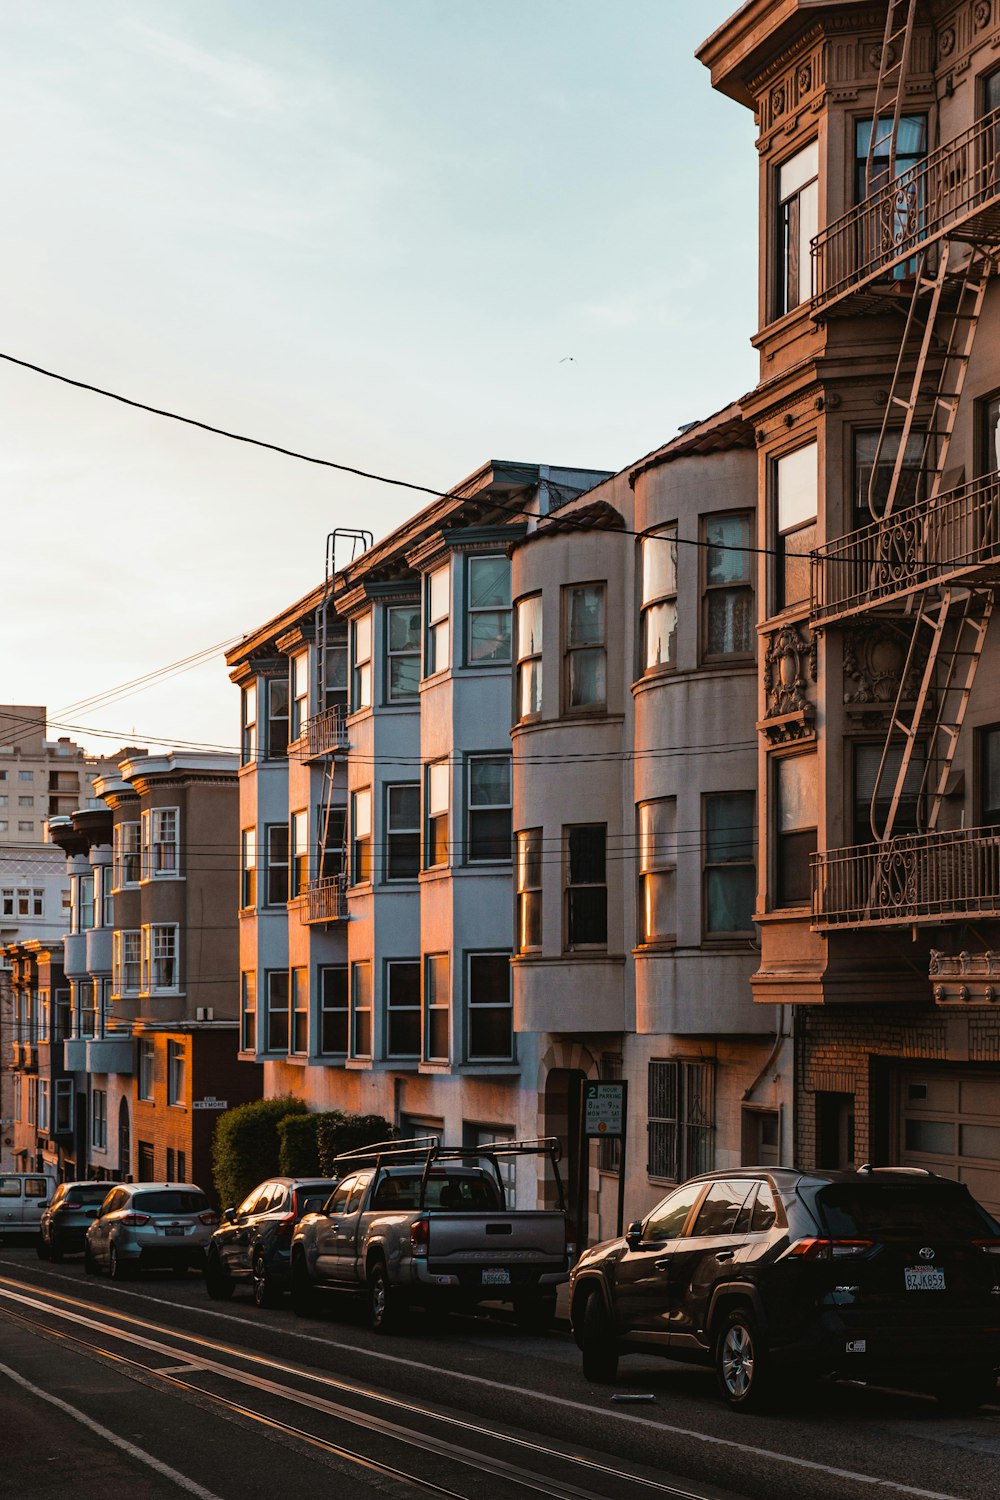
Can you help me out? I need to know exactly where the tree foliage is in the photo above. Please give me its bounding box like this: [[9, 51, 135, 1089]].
[[211, 1094, 307, 1210]]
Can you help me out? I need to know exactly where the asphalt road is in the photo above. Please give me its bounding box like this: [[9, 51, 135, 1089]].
[[0, 1241, 999, 1500]]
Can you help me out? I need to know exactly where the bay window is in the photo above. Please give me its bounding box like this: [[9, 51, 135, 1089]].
[[467, 555, 511, 664], [703, 513, 753, 659], [319, 966, 348, 1055], [386, 784, 420, 880], [516, 594, 543, 718], [564, 583, 606, 710], [640, 530, 677, 672], [426, 564, 450, 675], [775, 140, 818, 315], [565, 824, 607, 948]]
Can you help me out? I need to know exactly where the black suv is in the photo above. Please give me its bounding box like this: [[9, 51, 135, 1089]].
[[569, 1167, 1000, 1411], [205, 1177, 338, 1307]]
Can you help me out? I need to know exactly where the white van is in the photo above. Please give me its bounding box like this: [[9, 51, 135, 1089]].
[[0, 1173, 53, 1235]]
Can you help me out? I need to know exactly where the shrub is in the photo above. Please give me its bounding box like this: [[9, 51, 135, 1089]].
[[212, 1094, 307, 1210], [277, 1112, 322, 1177], [316, 1112, 394, 1176]]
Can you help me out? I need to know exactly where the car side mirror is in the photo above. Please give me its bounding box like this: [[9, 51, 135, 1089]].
[[223, 1207, 236, 1223], [625, 1221, 643, 1250]]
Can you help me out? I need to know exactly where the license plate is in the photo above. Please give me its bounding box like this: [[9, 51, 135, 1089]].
[[161, 1224, 188, 1236], [905, 1266, 945, 1291], [481, 1267, 511, 1286]]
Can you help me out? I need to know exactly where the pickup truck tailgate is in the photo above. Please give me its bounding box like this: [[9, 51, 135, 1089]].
[[424, 1210, 567, 1289]]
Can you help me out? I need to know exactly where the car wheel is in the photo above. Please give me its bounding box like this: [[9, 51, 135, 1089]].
[[252, 1251, 279, 1309], [84, 1241, 99, 1275], [109, 1244, 134, 1283], [368, 1258, 404, 1333], [580, 1291, 619, 1383], [36, 1233, 50, 1262], [290, 1252, 317, 1317], [933, 1371, 998, 1413], [513, 1296, 557, 1334], [716, 1307, 774, 1411], [204, 1250, 234, 1301]]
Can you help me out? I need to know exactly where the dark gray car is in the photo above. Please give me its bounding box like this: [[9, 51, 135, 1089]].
[[38, 1181, 110, 1261], [206, 1177, 339, 1306]]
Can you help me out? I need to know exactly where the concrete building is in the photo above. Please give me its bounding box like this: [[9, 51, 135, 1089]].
[[701, 0, 1000, 1212], [510, 407, 785, 1238], [0, 705, 130, 845], [1, 939, 71, 1175], [39, 751, 260, 1187], [227, 461, 609, 1207]]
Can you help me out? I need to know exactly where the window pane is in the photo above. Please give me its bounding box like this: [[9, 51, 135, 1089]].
[[569, 825, 606, 884], [706, 588, 753, 656], [519, 660, 542, 717], [643, 870, 675, 942], [469, 610, 511, 662], [517, 828, 542, 888], [640, 800, 676, 871], [470, 757, 510, 807], [390, 656, 420, 699], [854, 430, 925, 518], [707, 867, 755, 932], [429, 566, 449, 621], [777, 756, 818, 833], [706, 794, 754, 863], [642, 534, 676, 603], [644, 600, 677, 670], [354, 789, 371, 838], [429, 761, 449, 813], [776, 443, 818, 532], [355, 614, 371, 662], [389, 784, 419, 827], [517, 596, 542, 657], [469, 556, 510, 609], [568, 648, 606, 706], [569, 586, 604, 645], [568, 887, 607, 945], [389, 605, 421, 651], [706, 515, 750, 585], [779, 140, 818, 199]]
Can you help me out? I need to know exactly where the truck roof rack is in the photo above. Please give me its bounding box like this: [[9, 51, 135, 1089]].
[[331, 1135, 565, 1211]]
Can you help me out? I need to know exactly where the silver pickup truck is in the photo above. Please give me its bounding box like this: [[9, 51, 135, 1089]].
[[290, 1137, 572, 1332]]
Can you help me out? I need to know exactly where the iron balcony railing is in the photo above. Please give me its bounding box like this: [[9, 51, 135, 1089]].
[[811, 471, 1000, 623], [813, 825, 1000, 928], [305, 873, 348, 923], [812, 109, 1000, 311], [303, 705, 348, 759]]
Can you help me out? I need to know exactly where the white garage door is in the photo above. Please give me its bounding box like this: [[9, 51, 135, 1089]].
[[899, 1070, 1000, 1218]]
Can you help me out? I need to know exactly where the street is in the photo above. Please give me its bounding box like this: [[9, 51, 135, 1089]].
[[0, 1244, 998, 1500]]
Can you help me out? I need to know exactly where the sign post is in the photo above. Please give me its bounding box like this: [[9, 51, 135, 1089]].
[[578, 1079, 629, 1248]]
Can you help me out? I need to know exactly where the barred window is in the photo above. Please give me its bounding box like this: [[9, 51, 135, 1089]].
[[647, 1059, 715, 1181]]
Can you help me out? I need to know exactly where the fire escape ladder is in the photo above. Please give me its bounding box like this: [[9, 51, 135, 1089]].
[[921, 590, 994, 831], [923, 250, 993, 502], [865, 0, 919, 193], [870, 589, 949, 841]]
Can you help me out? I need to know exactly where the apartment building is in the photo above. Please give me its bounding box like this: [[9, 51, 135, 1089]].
[[227, 460, 609, 1205], [2, 938, 70, 1175], [701, 0, 1000, 1211], [41, 752, 259, 1187], [0, 705, 128, 844], [510, 407, 784, 1237]]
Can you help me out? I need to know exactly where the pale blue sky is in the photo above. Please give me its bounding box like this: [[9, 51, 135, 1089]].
[[0, 1, 756, 753]]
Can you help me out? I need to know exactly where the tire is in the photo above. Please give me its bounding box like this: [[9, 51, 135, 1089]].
[[290, 1252, 317, 1317], [109, 1243, 135, 1283], [513, 1296, 557, 1334], [933, 1371, 998, 1413], [580, 1291, 619, 1383], [84, 1241, 99, 1275], [715, 1307, 774, 1412], [252, 1251, 279, 1309], [368, 1258, 404, 1333], [204, 1250, 235, 1302], [36, 1234, 50, 1262]]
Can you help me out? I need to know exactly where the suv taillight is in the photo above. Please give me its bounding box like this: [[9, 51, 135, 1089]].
[[783, 1238, 873, 1261], [199, 1211, 220, 1226], [274, 1212, 296, 1240], [62, 1199, 83, 1210], [972, 1239, 1000, 1254], [410, 1217, 430, 1258], [120, 1212, 150, 1227]]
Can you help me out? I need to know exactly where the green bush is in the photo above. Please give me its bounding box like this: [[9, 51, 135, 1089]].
[[316, 1112, 394, 1176], [212, 1094, 307, 1210], [277, 1112, 321, 1177]]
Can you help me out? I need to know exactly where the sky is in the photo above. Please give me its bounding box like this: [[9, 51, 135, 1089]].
[[0, 1, 758, 757]]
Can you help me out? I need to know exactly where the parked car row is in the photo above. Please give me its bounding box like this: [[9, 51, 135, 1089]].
[[20, 1155, 1000, 1414]]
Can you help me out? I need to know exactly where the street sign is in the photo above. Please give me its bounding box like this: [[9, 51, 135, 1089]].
[[192, 1097, 228, 1111], [582, 1081, 626, 1138]]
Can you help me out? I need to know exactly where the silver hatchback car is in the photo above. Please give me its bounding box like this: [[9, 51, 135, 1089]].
[[85, 1182, 218, 1280]]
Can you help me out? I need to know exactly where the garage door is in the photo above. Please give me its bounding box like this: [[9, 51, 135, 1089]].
[[899, 1069, 1000, 1218]]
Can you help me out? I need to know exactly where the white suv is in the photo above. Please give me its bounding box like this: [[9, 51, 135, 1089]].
[[85, 1182, 218, 1280]]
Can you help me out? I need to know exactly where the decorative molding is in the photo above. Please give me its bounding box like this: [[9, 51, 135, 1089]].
[[931, 948, 1000, 1006], [759, 621, 817, 743], [842, 619, 924, 706]]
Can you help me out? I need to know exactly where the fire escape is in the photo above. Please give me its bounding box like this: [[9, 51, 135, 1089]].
[[810, 9, 1000, 933], [300, 527, 370, 925]]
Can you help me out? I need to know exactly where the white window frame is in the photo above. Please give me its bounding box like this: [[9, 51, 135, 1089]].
[[425, 564, 450, 676], [166, 1040, 186, 1107], [138, 1036, 155, 1100], [113, 821, 140, 889], [352, 613, 372, 711], [142, 923, 180, 993]]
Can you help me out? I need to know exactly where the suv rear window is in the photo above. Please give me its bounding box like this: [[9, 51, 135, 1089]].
[[817, 1183, 997, 1239], [64, 1186, 111, 1204], [132, 1190, 209, 1215]]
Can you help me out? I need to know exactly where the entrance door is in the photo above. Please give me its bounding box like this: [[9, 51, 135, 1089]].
[[118, 1099, 131, 1181], [899, 1069, 1000, 1217]]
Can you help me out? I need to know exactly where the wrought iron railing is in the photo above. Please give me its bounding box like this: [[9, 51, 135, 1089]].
[[811, 471, 1000, 622], [812, 109, 1000, 309], [303, 705, 348, 758], [305, 873, 348, 923], [813, 825, 1000, 928]]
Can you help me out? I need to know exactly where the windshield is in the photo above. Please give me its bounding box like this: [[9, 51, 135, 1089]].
[[817, 1183, 998, 1239], [131, 1190, 210, 1215], [371, 1173, 503, 1211]]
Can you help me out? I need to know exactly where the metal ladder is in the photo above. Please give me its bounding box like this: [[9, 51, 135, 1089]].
[[865, 0, 919, 193]]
